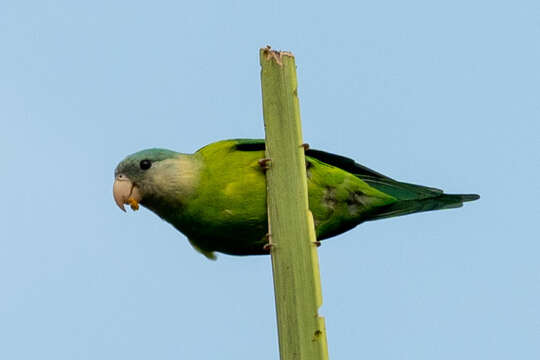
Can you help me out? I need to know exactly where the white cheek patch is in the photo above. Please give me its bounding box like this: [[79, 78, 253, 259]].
[[149, 155, 200, 200]]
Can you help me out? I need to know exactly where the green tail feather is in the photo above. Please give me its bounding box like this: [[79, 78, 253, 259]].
[[233, 141, 480, 222], [368, 193, 480, 221]]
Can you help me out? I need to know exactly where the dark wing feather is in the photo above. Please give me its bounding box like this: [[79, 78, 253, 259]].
[[233, 139, 266, 152], [304, 149, 449, 201], [234, 139, 444, 200], [304, 149, 392, 180], [233, 140, 393, 182], [233, 139, 479, 220]]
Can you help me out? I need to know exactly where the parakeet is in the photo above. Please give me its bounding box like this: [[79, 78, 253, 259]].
[[113, 139, 479, 258]]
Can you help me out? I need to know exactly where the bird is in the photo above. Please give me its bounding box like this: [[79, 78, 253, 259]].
[[113, 139, 479, 259]]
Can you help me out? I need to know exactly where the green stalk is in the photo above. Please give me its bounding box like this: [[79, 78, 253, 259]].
[[259, 47, 329, 360]]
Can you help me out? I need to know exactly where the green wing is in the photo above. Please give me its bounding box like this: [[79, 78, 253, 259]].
[[233, 138, 440, 199], [233, 139, 479, 220], [303, 148, 479, 218]]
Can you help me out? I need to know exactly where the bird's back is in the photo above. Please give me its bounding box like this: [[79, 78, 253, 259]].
[[174, 139, 478, 256]]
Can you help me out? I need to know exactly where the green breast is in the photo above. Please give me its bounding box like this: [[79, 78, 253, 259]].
[[171, 140, 395, 255]]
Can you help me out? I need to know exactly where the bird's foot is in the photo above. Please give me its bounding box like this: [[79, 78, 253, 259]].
[[301, 143, 310, 151], [258, 158, 272, 171], [313, 241, 321, 247], [263, 233, 274, 252]]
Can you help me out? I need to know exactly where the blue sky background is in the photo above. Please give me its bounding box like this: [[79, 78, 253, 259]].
[[1, 1, 539, 359]]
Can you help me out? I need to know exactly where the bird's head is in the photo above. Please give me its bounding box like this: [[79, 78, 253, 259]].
[[113, 148, 198, 212]]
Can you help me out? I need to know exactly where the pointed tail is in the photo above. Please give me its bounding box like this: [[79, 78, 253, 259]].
[[369, 193, 480, 221]]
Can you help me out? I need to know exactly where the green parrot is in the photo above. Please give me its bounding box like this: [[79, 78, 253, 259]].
[[113, 139, 479, 259]]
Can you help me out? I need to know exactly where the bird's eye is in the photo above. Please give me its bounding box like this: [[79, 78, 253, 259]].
[[139, 159, 152, 170]]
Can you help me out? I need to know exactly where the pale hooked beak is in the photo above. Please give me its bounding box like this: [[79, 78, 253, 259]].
[[113, 174, 142, 212]]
